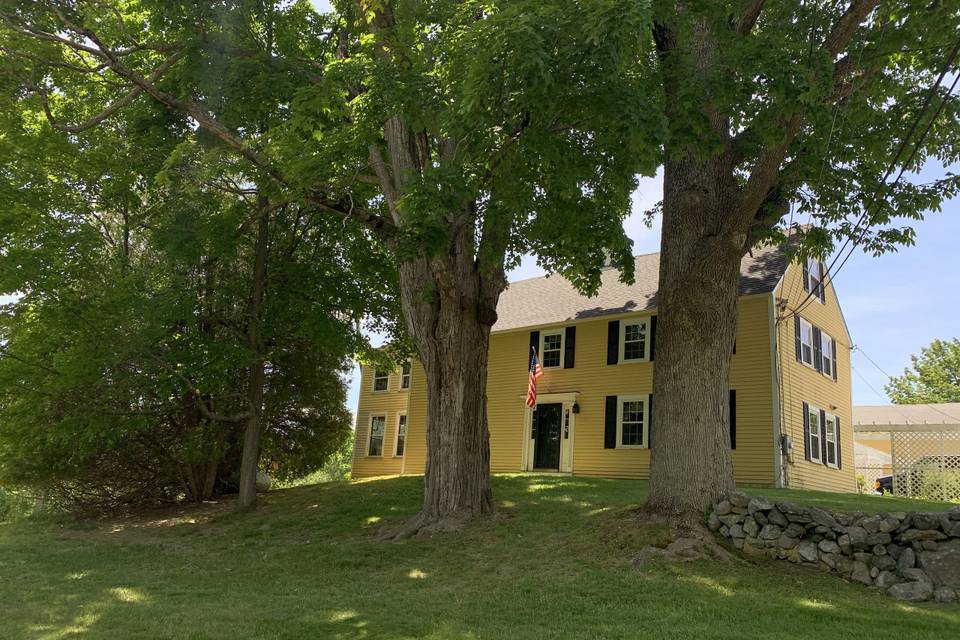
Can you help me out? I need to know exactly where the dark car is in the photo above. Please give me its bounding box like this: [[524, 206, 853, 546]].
[[874, 475, 892, 495]]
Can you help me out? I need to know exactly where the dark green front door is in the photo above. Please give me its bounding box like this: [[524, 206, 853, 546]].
[[533, 403, 563, 470]]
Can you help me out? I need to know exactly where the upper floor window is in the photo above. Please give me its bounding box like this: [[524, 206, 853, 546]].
[[821, 332, 834, 378], [368, 415, 385, 456], [798, 318, 814, 367], [807, 404, 822, 464], [400, 362, 411, 390], [617, 395, 648, 448], [372, 369, 389, 392], [824, 412, 838, 468], [620, 319, 648, 363], [395, 414, 407, 456], [541, 330, 564, 368], [804, 258, 826, 303]]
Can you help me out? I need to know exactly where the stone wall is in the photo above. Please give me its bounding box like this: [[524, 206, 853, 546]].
[[708, 492, 960, 603]]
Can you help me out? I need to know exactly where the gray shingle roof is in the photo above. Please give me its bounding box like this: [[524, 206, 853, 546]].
[[492, 241, 790, 332]]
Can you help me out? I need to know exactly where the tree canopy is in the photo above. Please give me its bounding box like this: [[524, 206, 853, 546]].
[[886, 338, 960, 405]]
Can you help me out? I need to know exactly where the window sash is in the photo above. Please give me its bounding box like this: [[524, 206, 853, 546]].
[[616, 395, 648, 448], [396, 415, 407, 456], [821, 333, 834, 377], [807, 259, 822, 299], [540, 331, 563, 368], [373, 369, 389, 392], [619, 320, 648, 362], [808, 406, 821, 463], [824, 414, 837, 467], [400, 363, 411, 389], [799, 319, 814, 366], [368, 415, 385, 456]]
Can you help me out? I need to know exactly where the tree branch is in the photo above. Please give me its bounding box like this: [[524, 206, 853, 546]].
[[736, 0, 767, 36]]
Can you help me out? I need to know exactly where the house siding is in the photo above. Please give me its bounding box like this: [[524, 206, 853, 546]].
[[775, 262, 856, 492], [351, 365, 411, 477], [353, 294, 785, 487]]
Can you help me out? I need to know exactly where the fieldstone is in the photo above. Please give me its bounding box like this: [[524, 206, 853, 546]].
[[785, 523, 805, 538], [818, 539, 840, 554], [743, 542, 767, 558], [732, 537, 745, 550], [851, 561, 872, 585], [873, 543, 887, 555], [918, 539, 960, 589], [820, 552, 839, 569], [719, 525, 730, 537], [844, 526, 869, 550], [934, 587, 957, 603], [912, 514, 940, 530], [798, 541, 819, 563], [854, 552, 874, 565], [949, 505, 960, 519], [786, 548, 802, 563], [866, 532, 892, 546], [728, 492, 750, 508], [947, 522, 960, 538], [714, 500, 732, 516], [902, 529, 947, 542], [871, 555, 896, 572], [754, 511, 769, 527], [809, 507, 841, 531], [887, 543, 904, 560], [719, 514, 742, 529], [870, 566, 880, 579], [876, 571, 899, 589], [778, 534, 799, 550], [879, 517, 900, 533], [779, 502, 810, 523], [729, 524, 745, 539], [902, 568, 932, 584], [745, 537, 761, 548], [922, 540, 940, 551], [767, 508, 788, 528], [888, 580, 933, 602], [743, 518, 760, 538], [760, 524, 782, 540], [860, 514, 882, 533], [708, 511, 722, 531], [748, 496, 773, 513], [731, 505, 749, 515], [834, 556, 853, 576], [938, 514, 953, 534], [897, 547, 916, 572]]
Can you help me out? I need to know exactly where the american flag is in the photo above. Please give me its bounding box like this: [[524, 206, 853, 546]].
[[526, 349, 544, 408]]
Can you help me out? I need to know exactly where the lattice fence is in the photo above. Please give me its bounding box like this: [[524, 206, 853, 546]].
[[856, 426, 960, 502]]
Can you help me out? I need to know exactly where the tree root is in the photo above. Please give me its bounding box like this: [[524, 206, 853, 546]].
[[377, 509, 490, 541], [632, 510, 737, 567]]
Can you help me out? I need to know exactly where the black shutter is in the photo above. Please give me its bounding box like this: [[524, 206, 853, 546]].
[[802, 401, 811, 460], [831, 337, 838, 381], [604, 396, 617, 449], [802, 260, 810, 292], [647, 394, 653, 449], [818, 262, 827, 303], [606, 320, 620, 365], [836, 416, 842, 469], [794, 316, 802, 362], [528, 330, 540, 370], [819, 409, 828, 465], [729, 390, 737, 450], [812, 327, 823, 373], [649, 315, 657, 361], [564, 326, 576, 369]]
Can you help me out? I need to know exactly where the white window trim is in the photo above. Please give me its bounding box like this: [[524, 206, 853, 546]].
[[368, 414, 386, 457], [400, 362, 411, 390], [372, 369, 390, 393], [820, 331, 834, 379], [799, 318, 815, 369], [394, 413, 407, 457], [823, 412, 838, 469], [618, 318, 650, 364], [807, 404, 822, 464], [616, 394, 649, 449], [807, 258, 825, 304], [540, 329, 565, 369]]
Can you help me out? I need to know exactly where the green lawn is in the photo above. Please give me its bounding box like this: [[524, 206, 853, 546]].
[[1, 476, 956, 640]]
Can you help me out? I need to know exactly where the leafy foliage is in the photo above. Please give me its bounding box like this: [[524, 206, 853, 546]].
[[886, 338, 960, 404]]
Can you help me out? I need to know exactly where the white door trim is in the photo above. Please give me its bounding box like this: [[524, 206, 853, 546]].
[[521, 392, 579, 472]]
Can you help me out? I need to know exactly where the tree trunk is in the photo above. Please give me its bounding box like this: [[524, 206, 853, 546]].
[[237, 201, 270, 510], [646, 156, 746, 520], [385, 241, 503, 537]]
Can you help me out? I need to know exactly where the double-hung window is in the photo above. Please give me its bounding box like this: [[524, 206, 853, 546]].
[[400, 362, 411, 390], [617, 395, 648, 448], [798, 318, 814, 367], [807, 404, 822, 464], [368, 415, 385, 456], [372, 369, 389, 392], [395, 414, 407, 457], [540, 330, 563, 368], [620, 319, 648, 363], [806, 258, 823, 301], [823, 412, 838, 468], [821, 332, 834, 378]]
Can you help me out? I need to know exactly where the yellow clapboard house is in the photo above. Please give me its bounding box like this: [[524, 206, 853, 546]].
[[352, 239, 856, 492]]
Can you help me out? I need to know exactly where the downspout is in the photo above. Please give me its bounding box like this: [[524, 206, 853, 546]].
[[768, 292, 785, 488]]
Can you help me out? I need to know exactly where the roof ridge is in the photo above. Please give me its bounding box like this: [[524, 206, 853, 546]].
[[507, 251, 662, 286]]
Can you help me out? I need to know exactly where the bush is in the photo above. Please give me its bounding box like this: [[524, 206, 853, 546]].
[[0, 487, 34, 522], [914, 469, 960, 503]]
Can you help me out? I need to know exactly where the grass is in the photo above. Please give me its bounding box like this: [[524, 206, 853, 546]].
[[0, 476, 957, 640]]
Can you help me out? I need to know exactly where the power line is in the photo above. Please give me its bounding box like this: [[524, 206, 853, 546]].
[[853, 345, 960, 424]]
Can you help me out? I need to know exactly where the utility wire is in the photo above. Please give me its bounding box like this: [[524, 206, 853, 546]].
[[853, 345, 960, 424]]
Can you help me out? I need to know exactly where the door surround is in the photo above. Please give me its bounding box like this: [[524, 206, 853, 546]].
[[521, 392, 578, 473]]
